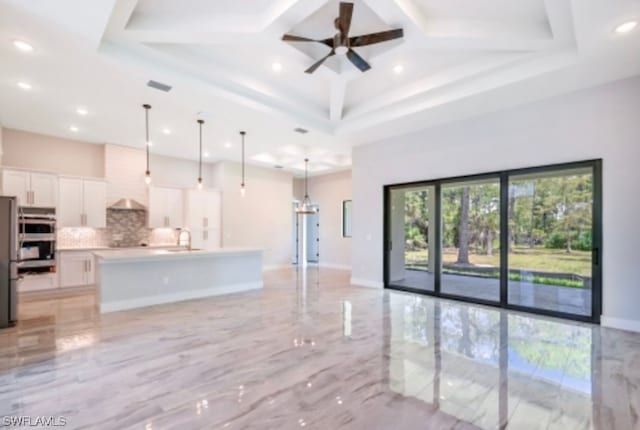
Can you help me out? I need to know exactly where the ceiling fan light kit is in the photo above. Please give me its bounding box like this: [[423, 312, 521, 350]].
[[282, 2, 404, 74]]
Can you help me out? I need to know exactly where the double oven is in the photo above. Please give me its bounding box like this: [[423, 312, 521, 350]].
[[18, 208, 56, 276]]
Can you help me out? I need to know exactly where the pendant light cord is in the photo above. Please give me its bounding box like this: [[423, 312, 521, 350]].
[[143, 104, 151, 174], [304, 158, 309, 198], [240, 131, 246, 187], [198, 119, 204, 180]]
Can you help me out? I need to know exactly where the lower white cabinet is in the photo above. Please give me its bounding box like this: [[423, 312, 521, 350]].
[[18, 273, 58, 292], [59, 251, 96, 287]]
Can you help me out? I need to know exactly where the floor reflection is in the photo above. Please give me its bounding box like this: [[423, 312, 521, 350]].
[[387, 293, 602, 429]]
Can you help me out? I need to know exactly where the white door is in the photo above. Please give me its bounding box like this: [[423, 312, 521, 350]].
[[148, 186, 167, 228], [306, 206, 320, 263], [165, 188, 184, 228], [58, 178, 84, 227], [30, 173, 58, 208], [2, 170, 29, 206], [59, 254, 90, 287], [83, 180, 107, 228]]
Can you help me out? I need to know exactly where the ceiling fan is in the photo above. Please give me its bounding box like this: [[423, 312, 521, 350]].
[[282, 2, 404, 74]]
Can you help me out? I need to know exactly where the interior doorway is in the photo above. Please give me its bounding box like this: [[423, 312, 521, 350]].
[[292, 202, 320, 266]]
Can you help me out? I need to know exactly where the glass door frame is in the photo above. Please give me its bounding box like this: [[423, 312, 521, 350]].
[[383, 159, 602, 324]]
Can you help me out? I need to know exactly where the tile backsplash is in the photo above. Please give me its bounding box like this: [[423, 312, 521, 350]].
[[107, 209, 148, 247], [57, 227, 108, 248], [57, 209, 178, 248]]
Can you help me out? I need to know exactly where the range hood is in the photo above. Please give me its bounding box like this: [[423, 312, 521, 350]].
[[108, 198, 146, 211]]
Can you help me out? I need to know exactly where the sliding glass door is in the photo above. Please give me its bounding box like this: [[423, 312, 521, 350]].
[[384, 160, 601, 323], [507, 166, 596, 317], [441, 177, 501, 303], [387, 185, 436, 292]]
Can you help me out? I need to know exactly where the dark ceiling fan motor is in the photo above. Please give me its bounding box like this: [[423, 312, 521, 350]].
[[282, 2, 404, 74]]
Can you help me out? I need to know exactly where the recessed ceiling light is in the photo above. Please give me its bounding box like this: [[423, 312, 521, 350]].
[[204, 151, 210, 158], [17, 81, 31, 90], [162, 128, 171, 135], [224, 142, 232, 148], [12, 39, 34, 52], [615, 21, 638, 34], [76, 107, 88, 116], [272, 62, 283, 72], [69, 125, 79, 132], [393, 64, 404, 74]]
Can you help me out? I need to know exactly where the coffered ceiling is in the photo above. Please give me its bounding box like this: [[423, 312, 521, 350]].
[[0, 0, 639, 175]]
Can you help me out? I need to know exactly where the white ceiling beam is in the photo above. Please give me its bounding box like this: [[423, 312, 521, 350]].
[[330, 79, 347, 122]]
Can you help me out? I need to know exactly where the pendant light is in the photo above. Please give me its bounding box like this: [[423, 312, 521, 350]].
[[143, 104, 152, 185], [197, 119, 204, 190], [296, 158, 317, 214], [240, 131, 246, 197]]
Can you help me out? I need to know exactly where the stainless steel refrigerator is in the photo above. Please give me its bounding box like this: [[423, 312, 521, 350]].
[[0, 196, 18, 328]]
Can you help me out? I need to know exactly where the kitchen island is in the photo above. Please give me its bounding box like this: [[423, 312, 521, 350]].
[[94, 248, 263, 313]]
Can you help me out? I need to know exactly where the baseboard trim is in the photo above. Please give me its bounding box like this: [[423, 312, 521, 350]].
[[101, 282, 263, 313], [263, 264, 292, 272], [318, 263, 351, 271], [350, 278, 384, 289], [601, 316, 640, 333]]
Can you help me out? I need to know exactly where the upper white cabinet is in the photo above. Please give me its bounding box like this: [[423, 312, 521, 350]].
[[58, 178, 107, 228], [185, 189, 222, 249], [185, 189, 221, 229], [83, 180, 107, 228], [1, 169, 58, 208], [148, 186, 183, 228]]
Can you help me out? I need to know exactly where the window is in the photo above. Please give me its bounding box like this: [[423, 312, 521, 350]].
[[342, 200, 352, 238]]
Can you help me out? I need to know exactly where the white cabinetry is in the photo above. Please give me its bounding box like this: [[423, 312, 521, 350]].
[[1, 169, 58, 207], [149, 186, 183, 228], [58, 178, 107, 228], [184, 189, 221, 249], [59, 251, 95, 287]]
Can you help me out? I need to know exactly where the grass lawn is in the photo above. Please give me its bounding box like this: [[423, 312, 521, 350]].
[[406, 246, 591, 276]]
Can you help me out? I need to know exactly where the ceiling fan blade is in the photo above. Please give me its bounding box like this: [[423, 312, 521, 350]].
[[305, 50, 336, 74], [283, 34, 334, 48], [282, 34, 316, 42], [346, 49, 371, 72], [338, 2, 354, 35], [350, 28, 404, 47]]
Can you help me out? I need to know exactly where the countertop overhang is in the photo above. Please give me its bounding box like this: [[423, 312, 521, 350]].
[[93, 247, 263, 264]]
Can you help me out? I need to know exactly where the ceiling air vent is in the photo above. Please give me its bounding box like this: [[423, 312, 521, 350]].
[[294, 127, 309, 134], [147, 80, 172, 92]]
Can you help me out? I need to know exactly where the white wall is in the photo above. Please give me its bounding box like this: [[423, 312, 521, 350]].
[[295, 170, 352, 270], [1, 128, 105, 177], [352, 75, 640, 332], [104, 143, 214, 206], [212, 161, 294, 269]]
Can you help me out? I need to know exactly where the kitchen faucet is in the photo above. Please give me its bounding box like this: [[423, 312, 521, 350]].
[[177, 229, 192, 251]]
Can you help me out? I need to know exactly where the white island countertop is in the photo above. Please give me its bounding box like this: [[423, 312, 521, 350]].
[[96, 247, 264, 313], [94, 247, 262, 263]]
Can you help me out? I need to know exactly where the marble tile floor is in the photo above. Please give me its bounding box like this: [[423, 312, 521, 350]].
[[392, 269, 592, 316], [0, 268, 638, 429]]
